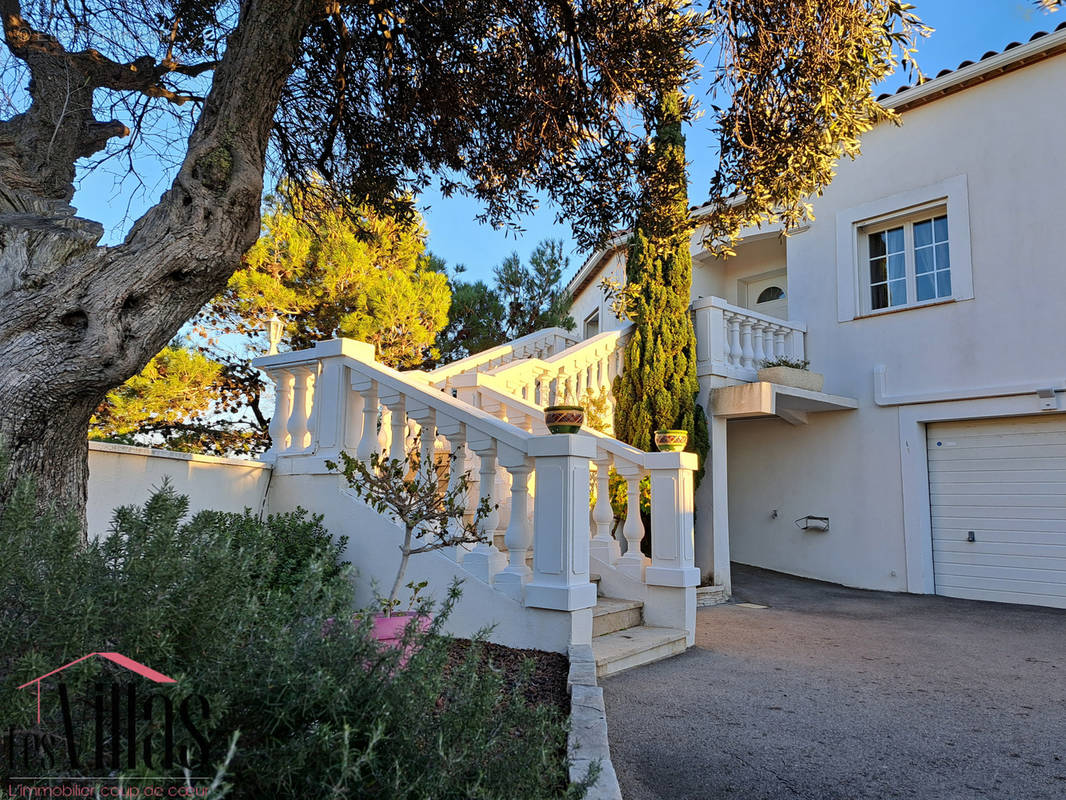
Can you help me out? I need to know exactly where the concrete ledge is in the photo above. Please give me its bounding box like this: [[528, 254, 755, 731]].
[[567, 645, 623, 800], [88, 440, 272, 470]]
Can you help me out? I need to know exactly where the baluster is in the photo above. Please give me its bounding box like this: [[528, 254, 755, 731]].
[[773, 326, 787, 361], [267, 369, 294, 455], [377, 405, 391, 456], [436, 416, 469, 562], [751, 320, 767, 366], [591, 457, 621, 563], [762, 326, 775, 364], [495, 445, 534, 600], [727, 312, 742, 367], [353, 378, 379, 462], [465, 439, 506, 582], [286, 366, 315, 452], [407, 403, 437, 478], [615, 464, 647, 579], [491, 406, 512, 548], [379, 394, 407, 462], [344, 377, 364, 451], [739, 319, 755, 370]]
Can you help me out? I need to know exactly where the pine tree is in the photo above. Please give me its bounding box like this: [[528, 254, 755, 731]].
[[613, 91, 708, 483]]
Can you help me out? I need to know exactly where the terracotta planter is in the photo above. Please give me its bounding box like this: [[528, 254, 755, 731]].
[[371, 612, 432, 666], [756, 366, 824, 392], [654, 429, 688, 452], [544, 404, 585, 434]]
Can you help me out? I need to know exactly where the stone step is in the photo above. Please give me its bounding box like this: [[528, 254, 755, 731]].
[[593, 626, 688, 679], [593, 596, 644, 637], [696, 584, 730, 607]]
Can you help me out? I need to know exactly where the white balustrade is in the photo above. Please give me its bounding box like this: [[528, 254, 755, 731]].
[[425, 326, 579, 390], [253, 335, 699, 648], [692, 296, 806, 382]]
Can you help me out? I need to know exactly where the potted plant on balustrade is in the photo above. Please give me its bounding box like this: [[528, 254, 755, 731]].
[[756, 356, 825, 392], [544, 387, 585, 433], [326, 435, 494, 652]]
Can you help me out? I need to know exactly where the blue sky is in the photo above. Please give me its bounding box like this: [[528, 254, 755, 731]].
[[73, 1, 1057, 286]]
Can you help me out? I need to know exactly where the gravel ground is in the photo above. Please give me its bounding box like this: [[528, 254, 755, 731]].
[[602, 564, 1066, 800]]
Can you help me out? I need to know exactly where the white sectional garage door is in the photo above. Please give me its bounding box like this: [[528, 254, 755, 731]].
[[927, 415, 1066, 609]]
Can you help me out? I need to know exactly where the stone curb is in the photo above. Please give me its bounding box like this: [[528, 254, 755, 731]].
[[567, 644, 623, 800]]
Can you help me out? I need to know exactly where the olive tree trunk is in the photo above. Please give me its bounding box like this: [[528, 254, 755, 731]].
[[0, 0, 316, 524]]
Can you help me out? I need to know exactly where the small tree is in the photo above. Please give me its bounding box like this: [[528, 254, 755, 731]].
[[610, 91, 708, 485], [328, 438, 493, 614]]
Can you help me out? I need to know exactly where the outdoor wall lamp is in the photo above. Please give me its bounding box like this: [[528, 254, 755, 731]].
[[795, 515, 830, 532]]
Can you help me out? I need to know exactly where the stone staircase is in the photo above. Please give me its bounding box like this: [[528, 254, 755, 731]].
[[590, 575, 688, 678]]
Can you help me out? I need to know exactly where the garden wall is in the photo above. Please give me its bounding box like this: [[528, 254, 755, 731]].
[[87, 442, 272, 538]]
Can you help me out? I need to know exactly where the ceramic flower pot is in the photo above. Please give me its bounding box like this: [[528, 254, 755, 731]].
[[544, 404, 585, 434], [654, 429, 688, 452], [371, 612, 432, 666]]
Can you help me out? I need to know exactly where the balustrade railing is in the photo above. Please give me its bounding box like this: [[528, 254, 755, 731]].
[[424, 326, 579, 389], [691, 296, 806, 382], [253, 337, 698, 641], [454, 377, 699, 593], [482, 326, 632, 410]]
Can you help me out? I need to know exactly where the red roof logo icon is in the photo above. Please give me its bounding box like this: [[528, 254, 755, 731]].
[[17, 652, 176, 723]]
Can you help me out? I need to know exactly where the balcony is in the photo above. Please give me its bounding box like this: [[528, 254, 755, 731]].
[[691, 296, 807, 383]]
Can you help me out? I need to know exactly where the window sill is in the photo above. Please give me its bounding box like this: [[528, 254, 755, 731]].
[[853, 296, 958, 320]]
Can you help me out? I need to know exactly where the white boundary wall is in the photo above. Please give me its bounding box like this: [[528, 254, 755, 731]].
[[87, 442, 272, 538]]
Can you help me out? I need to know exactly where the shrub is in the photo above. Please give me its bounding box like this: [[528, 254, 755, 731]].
[[760, 356, 811, 370], [0, 463, 588, 798]]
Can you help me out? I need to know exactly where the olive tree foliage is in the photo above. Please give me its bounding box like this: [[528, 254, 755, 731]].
[[698, 0, 929, 255], [0, 0, 704, 520]]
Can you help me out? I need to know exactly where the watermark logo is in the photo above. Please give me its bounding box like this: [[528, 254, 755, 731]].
[[18, 653, 176, 725], [6, 651, 213, 788]]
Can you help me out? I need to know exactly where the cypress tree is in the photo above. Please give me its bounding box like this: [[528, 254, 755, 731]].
[[613, 91, 708, 483]]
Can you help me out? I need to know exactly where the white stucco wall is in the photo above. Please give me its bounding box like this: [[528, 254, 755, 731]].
[[568, 251, 628, 338], [265, 471, 591, 653], [87, 442, 272, 538], [691, 235, 788, 307], [725, 51, 1066, 591]]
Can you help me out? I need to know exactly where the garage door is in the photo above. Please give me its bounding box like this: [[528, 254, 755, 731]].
[[928, 415, 1066, 609]]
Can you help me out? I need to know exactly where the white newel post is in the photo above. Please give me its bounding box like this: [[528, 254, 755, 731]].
[[615, 461, 647, 579], [310, 358, 346, 461], [643, 451, 700, 644], [524, 435, 598, 612], [590, 457, 620, 563], [465, 437, 506, 582], [495, 443, 534, 600], [266, 368, 294, 456]]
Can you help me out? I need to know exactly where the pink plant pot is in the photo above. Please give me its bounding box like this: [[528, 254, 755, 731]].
[[371, 612, 432, 666]]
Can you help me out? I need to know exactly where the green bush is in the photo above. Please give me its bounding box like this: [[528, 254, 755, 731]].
[[0, 465, 588, 798]]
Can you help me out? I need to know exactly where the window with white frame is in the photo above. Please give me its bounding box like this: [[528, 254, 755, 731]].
[[836, 175, 972, 322], [861, 208, 951, 312]]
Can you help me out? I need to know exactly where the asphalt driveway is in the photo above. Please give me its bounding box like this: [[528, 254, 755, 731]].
[[602, 564, 1066, 800]]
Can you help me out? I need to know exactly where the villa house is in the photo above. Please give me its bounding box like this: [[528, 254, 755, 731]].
[[88, 22, 1066, 674], [566, 22, 1066, 609]]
